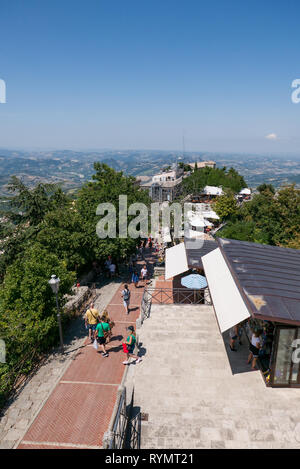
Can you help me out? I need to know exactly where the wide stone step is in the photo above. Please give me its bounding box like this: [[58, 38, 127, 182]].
[[139, 411, 295, 432], [140, 422, 299, 449]]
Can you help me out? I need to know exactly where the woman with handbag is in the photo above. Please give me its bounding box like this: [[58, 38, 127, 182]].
[[95, 316, 111, 357], [101, 309, 115, 343], [122, 326, 142, 365]]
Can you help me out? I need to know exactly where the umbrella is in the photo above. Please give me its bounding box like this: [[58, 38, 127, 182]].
[[181, 273, 207, 289]]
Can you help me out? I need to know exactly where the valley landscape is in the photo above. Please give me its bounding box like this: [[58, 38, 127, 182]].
[[0, 148, 300, 200]]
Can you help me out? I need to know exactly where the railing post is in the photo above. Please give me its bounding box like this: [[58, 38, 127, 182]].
[[103, 430, 114, 449]]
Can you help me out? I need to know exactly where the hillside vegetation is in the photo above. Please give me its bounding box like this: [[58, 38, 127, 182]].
[[0, 163, 151, 407]]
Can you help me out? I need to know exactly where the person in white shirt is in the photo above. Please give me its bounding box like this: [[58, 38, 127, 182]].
[[247, 328, 263, 370], [121, 284, 131, 314], [140, 265, 148, 283], [109, 263, 116, 278]]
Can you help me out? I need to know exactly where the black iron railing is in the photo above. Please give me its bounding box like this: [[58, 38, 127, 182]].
[[127, 411, 141, 449], [146, 287, 210, 305]]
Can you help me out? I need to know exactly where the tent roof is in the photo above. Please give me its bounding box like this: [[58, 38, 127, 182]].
[[217, 238, 300, 326], [202, 248, 251, 333], [184, 239, 217, 269], [165, 243, 188, 279]]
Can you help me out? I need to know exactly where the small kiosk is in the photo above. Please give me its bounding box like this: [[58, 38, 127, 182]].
[[202, 238, 300, 388]]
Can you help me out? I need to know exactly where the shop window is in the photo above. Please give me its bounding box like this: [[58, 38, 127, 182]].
[[273, 328, 298, 385]]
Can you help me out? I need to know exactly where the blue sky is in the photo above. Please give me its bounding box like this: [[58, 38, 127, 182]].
[[1, 0, 300, 153]]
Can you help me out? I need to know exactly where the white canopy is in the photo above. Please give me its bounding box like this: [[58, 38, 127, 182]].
[[202, 248, 250, 333], [203, 185, 224, 196], [202, 210, 220, 220], [190, 218, 206, 228], [165, 242, 188, 280]]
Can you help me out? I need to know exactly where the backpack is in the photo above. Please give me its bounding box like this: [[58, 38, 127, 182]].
[[122, 289, 130, 300]]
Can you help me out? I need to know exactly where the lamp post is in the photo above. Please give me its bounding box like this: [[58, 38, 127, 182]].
[[48, 274, 64, 353]]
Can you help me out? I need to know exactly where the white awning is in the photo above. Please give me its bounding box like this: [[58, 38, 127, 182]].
[[203, 185, 224, 196], [202, 248, 250, 333], [239, 188, 251, 195], [165, 243, 188, 280]]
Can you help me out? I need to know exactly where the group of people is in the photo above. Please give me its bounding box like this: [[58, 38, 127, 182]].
[[129, 263, 148, 288], [82, 240, 156, 365], [104, 256, 120, 278], [84, 302, 142, 365]]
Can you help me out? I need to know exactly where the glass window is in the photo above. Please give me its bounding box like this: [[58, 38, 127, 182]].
[[291, 328, 300, 383], [273, 328, 297, 385]]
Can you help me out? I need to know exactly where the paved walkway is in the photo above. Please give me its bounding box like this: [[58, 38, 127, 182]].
[[0, 249, 156, 449]]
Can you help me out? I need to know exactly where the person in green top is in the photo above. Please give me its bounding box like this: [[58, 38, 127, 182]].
[[123, 326, 142, 365], [95, 316, 110, 357]]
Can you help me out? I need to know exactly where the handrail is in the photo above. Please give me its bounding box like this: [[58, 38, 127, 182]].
[[139, 286, 211, 328], [105, 387, 128, 449], [143, 286, 211, 305]]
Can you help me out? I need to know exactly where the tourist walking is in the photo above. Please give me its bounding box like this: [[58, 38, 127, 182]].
[[122, 326, 142, 365], [101, 309, 114, 343], [84, 302, 99, 342], [109, 262, 116, 278], [140, 264, 148, 284], [229, 324, 239, 352], [95, 316, 111, 357], [132, 269, 139, 288], [104, 256, 112, 278], [121, 284, 131, 314], [247, 328, 263, 370], [128, 260, 134, 277], [139, 243, 144, 260]]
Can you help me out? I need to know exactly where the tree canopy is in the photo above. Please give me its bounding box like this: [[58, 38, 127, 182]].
[[181, 166, 246, 197], [0, 164, 152, 406], [216, 185, 300, 248]]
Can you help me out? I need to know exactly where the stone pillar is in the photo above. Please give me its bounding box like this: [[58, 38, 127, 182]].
[[102, 430, 114, 449], [204, 287, 211, 305]]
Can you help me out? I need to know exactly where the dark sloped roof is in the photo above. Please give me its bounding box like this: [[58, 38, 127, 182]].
[[185, 239, 217, 269], [217, 238, 300, 325]]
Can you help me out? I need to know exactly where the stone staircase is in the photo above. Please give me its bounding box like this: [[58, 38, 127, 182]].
[[132, 304, 300, 449], [134, 304, 223, 449]]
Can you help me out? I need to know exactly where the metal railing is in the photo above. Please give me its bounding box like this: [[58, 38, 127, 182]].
[[127, 412, 141, 449], [145, 287, 210, 305], [139, 286, 211, 325], [140, 287, 152, 324]]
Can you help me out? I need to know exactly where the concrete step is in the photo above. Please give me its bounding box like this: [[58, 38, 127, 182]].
[[139, 411, 295, 431], [140, 422, 297, 449]]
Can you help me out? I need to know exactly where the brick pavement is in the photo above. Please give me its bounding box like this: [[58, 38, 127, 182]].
[[15, 248, 157, 449]]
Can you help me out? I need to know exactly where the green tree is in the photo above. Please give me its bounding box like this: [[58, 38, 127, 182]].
[[76, 163, 152, 263], [181, 166, 246, 198], [0, 243, 75, 405], [257, 183, 275, 194], [4, 176, 69, 226], [214, 191, 238, 220]]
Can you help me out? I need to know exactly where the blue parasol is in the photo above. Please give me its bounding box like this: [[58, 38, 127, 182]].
[[181, 274, 208, 289]]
